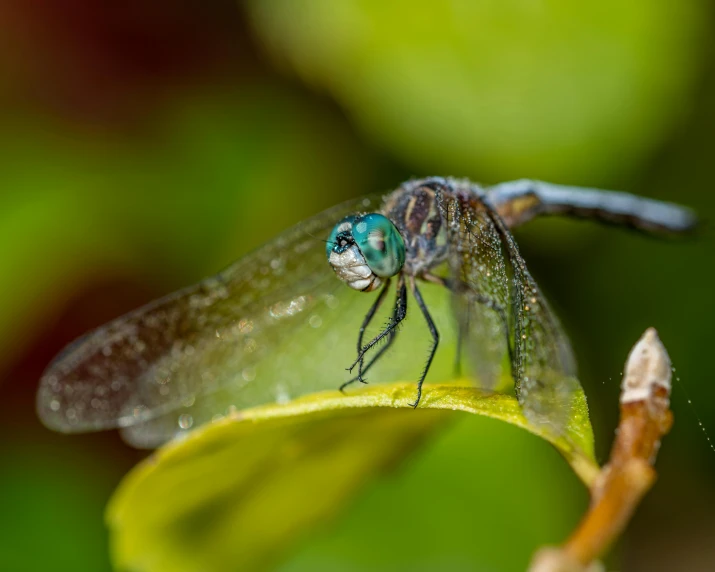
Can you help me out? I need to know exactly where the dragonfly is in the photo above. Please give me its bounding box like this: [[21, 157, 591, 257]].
[[37, 177, 696, 448]]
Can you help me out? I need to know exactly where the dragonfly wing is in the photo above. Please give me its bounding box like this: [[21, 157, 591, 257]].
[[443, 195, 513, 391], [442, 192, 579, 436], [37, 194, 385, 445]]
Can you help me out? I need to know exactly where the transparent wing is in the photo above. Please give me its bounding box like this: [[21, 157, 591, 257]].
[[37, 194, 394, 446], [442, 195, 513, 391], [442, 192, 579, 436]]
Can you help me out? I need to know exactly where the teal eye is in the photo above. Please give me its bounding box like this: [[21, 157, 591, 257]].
[[352, 213, 405, 277]]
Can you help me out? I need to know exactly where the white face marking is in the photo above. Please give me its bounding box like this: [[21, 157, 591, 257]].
[[329, 245, 382, 291]]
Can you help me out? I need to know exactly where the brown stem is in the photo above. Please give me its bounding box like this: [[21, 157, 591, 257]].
[[529, 328, 673, 572]]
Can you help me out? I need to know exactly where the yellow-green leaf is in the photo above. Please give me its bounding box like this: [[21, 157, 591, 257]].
[[107, 381, 597, 572]]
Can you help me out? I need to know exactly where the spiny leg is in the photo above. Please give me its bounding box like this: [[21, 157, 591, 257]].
[[340, 307, 400, 391], [348, 275, 407, 373], [409, 278, 439, 409], [356, 278, 391, 381], [349, 281, 404, 387], [340, 278, 392, 392]]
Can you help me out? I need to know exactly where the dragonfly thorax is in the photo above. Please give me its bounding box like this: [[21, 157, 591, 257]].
[[327, 213, 405, 292], [382, 183, 451, 277]]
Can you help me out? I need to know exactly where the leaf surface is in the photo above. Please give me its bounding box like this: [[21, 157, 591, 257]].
[[108, 381, 597, 572]]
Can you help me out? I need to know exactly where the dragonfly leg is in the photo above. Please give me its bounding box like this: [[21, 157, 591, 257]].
[[347, 275, 407, 373], [356, 278, 391, 382], [340, 279, 392, 392], [340, 318, 399, 391], [409, 278, 439, 408]]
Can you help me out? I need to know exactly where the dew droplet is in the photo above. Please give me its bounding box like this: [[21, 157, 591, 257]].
[[178, 414, 194, 430]]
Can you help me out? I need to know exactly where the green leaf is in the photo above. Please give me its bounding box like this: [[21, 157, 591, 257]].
[[107, 381, 597, 572]]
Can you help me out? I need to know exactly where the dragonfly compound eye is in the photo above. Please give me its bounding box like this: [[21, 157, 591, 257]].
[[352, 214, 405, 278], [326, 213, 405, 292]]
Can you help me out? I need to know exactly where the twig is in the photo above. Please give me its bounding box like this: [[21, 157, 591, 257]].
[[529, 328, 673, 572]]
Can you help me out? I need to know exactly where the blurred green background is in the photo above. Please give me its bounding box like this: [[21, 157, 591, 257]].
[[1, 1, 714, 570]]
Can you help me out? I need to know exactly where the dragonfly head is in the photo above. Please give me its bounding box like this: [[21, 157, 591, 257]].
[[327, 213, 405, 292]]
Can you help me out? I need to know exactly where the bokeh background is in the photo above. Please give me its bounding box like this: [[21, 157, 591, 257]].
[[1, 1, 714, 570]]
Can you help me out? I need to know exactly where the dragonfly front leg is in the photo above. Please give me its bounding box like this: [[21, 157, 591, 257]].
[[356, 278, 392, 381], [347, 275, 407, 374], [340, 278, 391, 392], [340, 313, 400, 391]]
